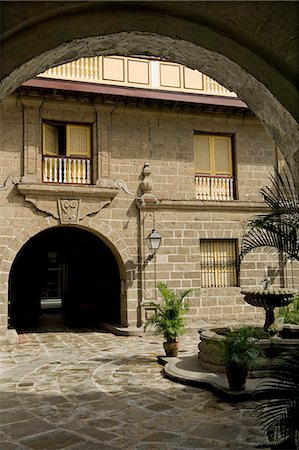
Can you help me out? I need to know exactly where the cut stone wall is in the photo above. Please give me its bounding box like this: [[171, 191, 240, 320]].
[[0, 93, 298, 336], [1, 7, 299, 189]]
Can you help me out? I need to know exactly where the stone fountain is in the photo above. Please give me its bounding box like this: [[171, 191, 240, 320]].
[[241, 280, 296, 332], [241, 276, 297, 331], [198, 278, 298, 377]]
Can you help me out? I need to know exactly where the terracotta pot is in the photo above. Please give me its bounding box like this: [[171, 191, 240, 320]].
[[225, 366, 248, 391], [163, 341, 179, 357]]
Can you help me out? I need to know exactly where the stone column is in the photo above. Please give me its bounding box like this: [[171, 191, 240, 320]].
[[20, 97, 44, 183], [94, 104, 114, 185]]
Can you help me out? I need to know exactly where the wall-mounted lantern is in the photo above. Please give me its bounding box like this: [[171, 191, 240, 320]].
[[145, 229, 162, 261]]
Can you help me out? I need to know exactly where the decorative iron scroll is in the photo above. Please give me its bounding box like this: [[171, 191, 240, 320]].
[[58, 199, 80, 224]]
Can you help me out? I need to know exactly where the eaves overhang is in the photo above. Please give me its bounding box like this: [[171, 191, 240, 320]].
[[17, 77, 252, 115]]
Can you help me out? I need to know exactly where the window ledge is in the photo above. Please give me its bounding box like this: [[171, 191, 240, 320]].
[[136, 198, 268, 212], [18, 182, 118, 199], [201, 287, 241, 292]]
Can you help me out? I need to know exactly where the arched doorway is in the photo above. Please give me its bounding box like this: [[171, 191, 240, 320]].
[[9, 226, 121, 330]]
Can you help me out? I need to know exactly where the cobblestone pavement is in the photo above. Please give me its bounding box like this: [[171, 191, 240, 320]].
[[0, 323, 268, 450]]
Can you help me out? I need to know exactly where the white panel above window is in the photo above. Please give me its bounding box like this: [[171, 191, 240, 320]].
[[183, 67, 203, 90], [102, 57, 125, 82], [127, 59, 150, 85], [160, 63, 181, 88]]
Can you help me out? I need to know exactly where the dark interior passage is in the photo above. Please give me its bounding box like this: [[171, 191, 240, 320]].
[[9, 227, 121, 330]]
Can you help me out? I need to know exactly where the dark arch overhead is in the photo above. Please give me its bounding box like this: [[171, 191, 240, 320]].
[[1, 2, 298, 105], [1, 2, 299, 186], [9, 226, 121, 330]]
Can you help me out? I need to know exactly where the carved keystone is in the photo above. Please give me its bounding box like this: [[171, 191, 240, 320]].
[[58, 199, 80, 224]]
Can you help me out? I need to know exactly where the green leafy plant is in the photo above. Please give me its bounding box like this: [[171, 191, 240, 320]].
[[278, 295, 299, 325], [212, 326, 267, 391], [240, 169, 299, 263], [219, 326, 267, 369], [143, 283, 192, 342], [255, 349, 299, 448]]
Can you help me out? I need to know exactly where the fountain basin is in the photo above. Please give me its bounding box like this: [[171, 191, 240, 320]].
[[198, 326, 299, 377], [241, 288, 297, 331], [242, 288, 296, 308]]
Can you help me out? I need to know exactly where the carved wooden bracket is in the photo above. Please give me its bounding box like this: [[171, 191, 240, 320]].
[[17, 183, 118, 223]]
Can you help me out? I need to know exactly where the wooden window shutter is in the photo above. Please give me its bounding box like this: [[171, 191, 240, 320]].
[[66, 125, 91, 158], [43, 123, 59, 156], [194, 136, 211, 174], [214, 137, 232, 175]]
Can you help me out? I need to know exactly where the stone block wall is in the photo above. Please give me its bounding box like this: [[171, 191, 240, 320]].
[[0, 92, 297, 337], [109, 106, 276, 203]]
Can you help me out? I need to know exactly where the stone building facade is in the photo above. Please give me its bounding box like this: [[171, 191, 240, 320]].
[[0, 58, 298, 342]]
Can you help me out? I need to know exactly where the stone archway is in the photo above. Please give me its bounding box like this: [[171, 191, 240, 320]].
[[0, 221, 132, 338], [8, 226, 125, 330], [1, 2, 298, 186]]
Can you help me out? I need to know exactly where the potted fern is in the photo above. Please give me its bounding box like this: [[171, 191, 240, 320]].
[[144, 283, 192, 356], [218, 325, 266, 391]]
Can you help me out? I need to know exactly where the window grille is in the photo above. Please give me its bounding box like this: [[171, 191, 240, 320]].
[[200, 239, 238, 287]]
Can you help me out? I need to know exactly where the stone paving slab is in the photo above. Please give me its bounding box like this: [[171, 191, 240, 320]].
[[0, 328, 270, 449]]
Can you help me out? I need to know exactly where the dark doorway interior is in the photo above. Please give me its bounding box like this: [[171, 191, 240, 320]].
[[9, 227, 121, 330]]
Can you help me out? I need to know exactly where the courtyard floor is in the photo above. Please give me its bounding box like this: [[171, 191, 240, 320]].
[[0, 322, 269, 450]]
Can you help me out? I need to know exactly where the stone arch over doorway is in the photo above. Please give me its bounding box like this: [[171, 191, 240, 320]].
[[1, 3, 299, 186], [2, 222, 132, 333]]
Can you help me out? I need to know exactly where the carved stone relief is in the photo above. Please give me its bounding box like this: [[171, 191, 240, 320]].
[[0, 174, 21, 191], [96, 178, 133, 195], [17, 181, 131, 223], [58, 199, 80, 223]]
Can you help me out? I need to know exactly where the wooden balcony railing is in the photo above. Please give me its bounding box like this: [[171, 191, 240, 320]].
[[38, 56, 236, 97], [43, 156, 91, 184], [195, 175, 234, 201]]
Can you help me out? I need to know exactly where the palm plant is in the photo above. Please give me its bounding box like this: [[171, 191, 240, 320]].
[[255, 349, 299, 449], [144, 283, 191, 343], [240, 169, 299, 262]]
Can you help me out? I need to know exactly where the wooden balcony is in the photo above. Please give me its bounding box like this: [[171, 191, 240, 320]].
[[38, 56, 236, 98], [43, 156, 91, 184], [195, 175, 234, 201]]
